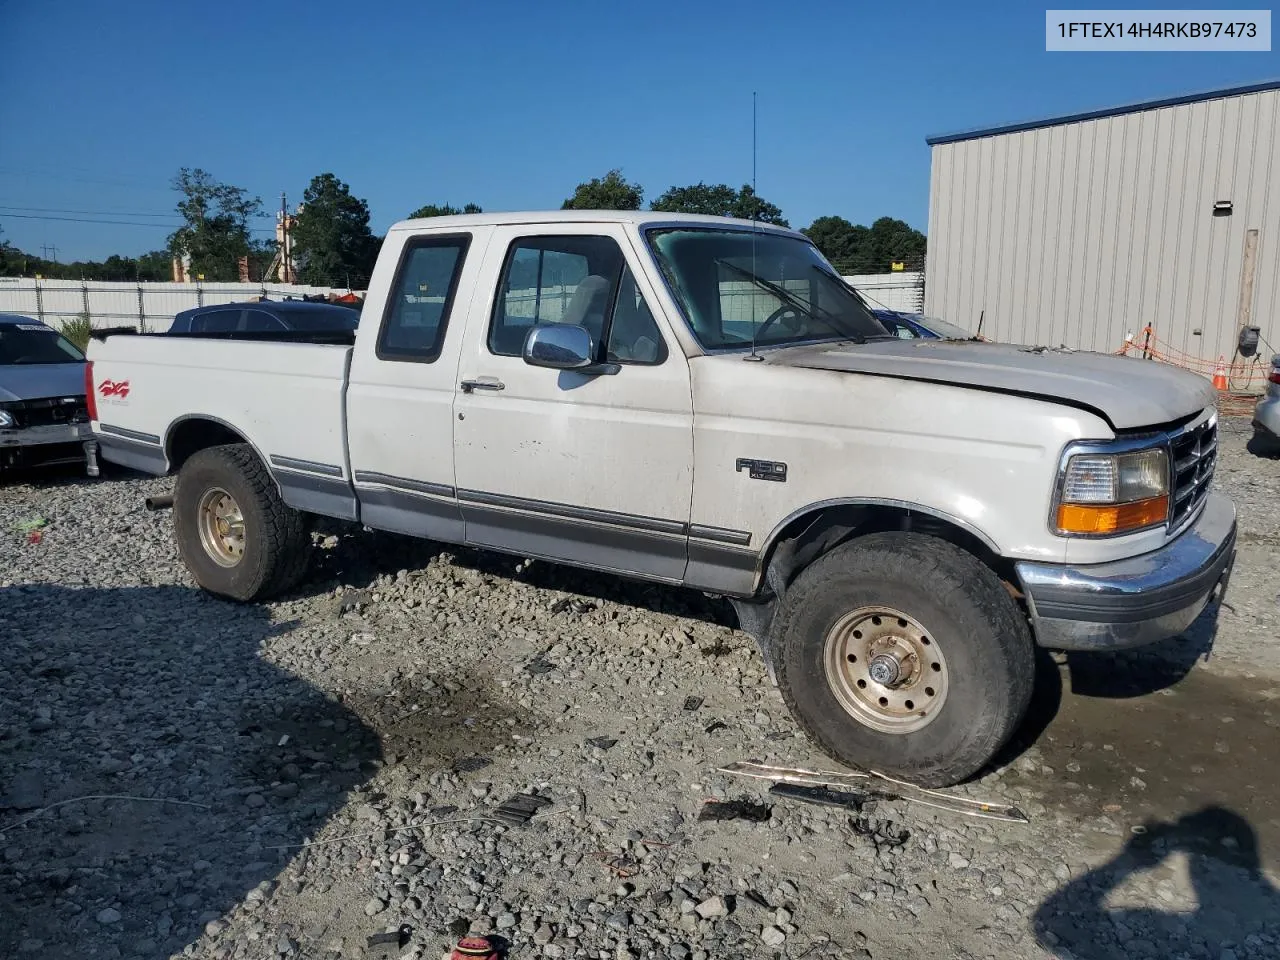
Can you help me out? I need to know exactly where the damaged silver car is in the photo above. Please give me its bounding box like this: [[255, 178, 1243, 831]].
[[0, 313, 93, 473]]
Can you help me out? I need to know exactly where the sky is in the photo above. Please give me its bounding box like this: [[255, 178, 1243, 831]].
[[0, 0, 1275, 261]]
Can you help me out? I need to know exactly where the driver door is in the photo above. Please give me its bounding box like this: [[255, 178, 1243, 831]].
[[452, 224, 694, 581]]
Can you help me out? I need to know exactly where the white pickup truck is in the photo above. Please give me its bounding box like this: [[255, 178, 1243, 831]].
[[84, 211, 1237, 787]]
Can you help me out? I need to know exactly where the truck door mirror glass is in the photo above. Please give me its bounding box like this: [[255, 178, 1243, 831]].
[[523, 323, 594, 370]]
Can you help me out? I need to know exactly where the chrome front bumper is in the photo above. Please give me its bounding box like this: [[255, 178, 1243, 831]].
[[1015, 493, 1237, 651]]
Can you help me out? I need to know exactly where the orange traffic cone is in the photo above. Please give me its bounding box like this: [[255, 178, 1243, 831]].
[[1212, 356, 1228, 391]]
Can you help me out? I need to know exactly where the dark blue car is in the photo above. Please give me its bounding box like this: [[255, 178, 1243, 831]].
[[871, 308, 976, 341], [168, 300, 360, 335]]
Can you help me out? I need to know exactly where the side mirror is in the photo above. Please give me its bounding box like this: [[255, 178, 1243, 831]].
[[522, 323, 594, 370]]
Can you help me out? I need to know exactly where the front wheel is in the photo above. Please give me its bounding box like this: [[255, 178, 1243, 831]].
[[173, 443, 311, 602], [772, 532, 1034, 787]]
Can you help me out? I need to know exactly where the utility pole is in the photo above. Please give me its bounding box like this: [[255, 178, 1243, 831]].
[[41, 244, 59, 263], [279, 193, 289, 283]]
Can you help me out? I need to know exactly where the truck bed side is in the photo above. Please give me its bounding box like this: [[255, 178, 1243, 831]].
[[88, 335, 357, 520]]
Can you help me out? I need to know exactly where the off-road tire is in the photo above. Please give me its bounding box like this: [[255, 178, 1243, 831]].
[[173, 443, 311, 602], [772, 531, 1034, 788]]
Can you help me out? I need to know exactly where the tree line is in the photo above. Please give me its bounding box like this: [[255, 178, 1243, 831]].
[[0, 167, 925, 287]]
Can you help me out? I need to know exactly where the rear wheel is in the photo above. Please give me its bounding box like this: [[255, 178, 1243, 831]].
[[772, 532, 1034, 787], [173, 443, 311, 601]]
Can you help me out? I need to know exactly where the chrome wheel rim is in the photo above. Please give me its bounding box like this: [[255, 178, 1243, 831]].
[[823, 605, 949, 734], [197, 487, 245, 568]]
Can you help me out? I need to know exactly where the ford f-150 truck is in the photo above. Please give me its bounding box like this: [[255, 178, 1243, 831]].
[[83, 211, 1237, 787]]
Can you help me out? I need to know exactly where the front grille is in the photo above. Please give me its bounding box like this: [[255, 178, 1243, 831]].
[[1169, 416, 1217, 529], [0, 397, 88, 429]]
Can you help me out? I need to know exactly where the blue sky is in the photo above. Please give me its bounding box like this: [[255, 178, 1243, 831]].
[[0, 0, 1274, 261]]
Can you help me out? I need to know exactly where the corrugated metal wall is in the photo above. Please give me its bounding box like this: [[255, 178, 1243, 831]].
[[924, 86, 1280, 368]]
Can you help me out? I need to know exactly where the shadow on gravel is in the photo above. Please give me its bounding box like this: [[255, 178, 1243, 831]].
[[991, 601, 1225, 776], [1064, 601, 1222, 700], [0, 459, 148, 490], [0, 584, 380, 960], [1033, 806, 1280, 959], [306, 522, 739, 628]]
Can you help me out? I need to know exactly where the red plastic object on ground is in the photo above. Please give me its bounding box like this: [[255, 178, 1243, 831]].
[[450, 936, 499, 960]]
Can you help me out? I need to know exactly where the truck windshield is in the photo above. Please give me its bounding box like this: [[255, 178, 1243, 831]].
[[0, 325, 85, 365], [644, 227, 892, 350]]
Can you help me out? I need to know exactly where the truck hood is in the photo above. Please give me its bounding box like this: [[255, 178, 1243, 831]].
[[0, 362, 86, 403], [764, 339, 1216, 430]]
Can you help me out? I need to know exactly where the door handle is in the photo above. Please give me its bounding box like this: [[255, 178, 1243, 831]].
[[459, 376, 505, 393]]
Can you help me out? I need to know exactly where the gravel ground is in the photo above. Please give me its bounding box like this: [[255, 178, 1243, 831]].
[[2, 416, 1278, 960]]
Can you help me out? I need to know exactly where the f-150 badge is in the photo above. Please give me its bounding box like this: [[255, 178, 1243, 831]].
[[736, 458, 787, 482]]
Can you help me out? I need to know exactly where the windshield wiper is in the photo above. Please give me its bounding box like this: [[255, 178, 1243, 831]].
[[714, 259, 868, 344], [808, 264, 899, 341]]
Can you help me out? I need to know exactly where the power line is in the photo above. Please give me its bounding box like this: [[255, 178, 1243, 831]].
[[0, 203, 273, 220], [0, 212, 176, 227], [0, 204, 183, 220], [0, 212, 275, 234]]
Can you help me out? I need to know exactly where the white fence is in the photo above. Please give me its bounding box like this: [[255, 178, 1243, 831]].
[[843, 271, 924, 313], [0, 278, 358, 333], [0, 271, 921, 335]]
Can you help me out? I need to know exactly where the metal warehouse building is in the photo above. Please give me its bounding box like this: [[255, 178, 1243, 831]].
[[923, 80, 1280, 371]]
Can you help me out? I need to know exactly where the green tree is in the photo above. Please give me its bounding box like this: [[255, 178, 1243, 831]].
[[167, 167, 262, 281], [650, 182, 738, 216], [408, 202, 482, 218], [0, 225, 175, 281], [801, 215, 925, 273], [561, 169, 643, 210], [136, 249, 174, 282], [866, 216, 926, 268], [290, 173, 378, 286], [650, 182, 788, 226], [802, 215, 866, 265]]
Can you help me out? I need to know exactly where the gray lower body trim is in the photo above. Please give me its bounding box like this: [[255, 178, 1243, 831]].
[[96, 432, 168, 476], [458, 488, 687, 537], [99, 422, 162, 445], [354, 470, 455, 499], [689, 523, 752, 547], [461, 501, 688, 581], [270, 454, 345, 478], [273, 468, 357, 522], [354, 474, 463, 543], [684, 540, 760, 596], [267, 454, 356, 520], [348, 471, 759, 591]]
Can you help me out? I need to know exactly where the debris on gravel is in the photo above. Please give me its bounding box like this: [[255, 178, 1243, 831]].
[[2, 419, 1279, 960]]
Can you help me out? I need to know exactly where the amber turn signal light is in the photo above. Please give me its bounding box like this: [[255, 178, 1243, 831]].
[[1056, 495, 1169, 535]]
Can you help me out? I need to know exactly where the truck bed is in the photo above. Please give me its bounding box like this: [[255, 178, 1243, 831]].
[[88, 332, 355, 517]]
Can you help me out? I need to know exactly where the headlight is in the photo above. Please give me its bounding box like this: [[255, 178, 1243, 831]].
[[0, 410, 14, 428], [1053, 444, 1169, 536]]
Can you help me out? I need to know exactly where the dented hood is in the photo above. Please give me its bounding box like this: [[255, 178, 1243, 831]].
[[764, 339, 1216, 430]]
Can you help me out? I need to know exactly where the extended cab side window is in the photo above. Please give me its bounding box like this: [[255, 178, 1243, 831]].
[[378, 235, 470, 363], [489, 236, 667, 365]]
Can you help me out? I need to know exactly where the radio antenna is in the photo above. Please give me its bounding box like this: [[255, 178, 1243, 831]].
[[752, 90, 757, 198], [748, 90, 763, 362]]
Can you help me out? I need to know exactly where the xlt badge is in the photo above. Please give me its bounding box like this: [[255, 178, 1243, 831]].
[[736, 458, 787, 482]]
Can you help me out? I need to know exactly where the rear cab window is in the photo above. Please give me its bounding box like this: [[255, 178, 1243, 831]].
[[377, 235, 471, 362]]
